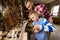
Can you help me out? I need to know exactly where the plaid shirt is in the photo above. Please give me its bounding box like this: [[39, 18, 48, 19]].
[[35, 4, 51, 20]]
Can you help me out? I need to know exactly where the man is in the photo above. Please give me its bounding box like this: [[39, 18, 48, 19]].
[[25, 0, 53, 24]]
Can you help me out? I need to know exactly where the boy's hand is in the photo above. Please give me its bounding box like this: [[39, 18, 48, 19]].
[[33, 25, 41, 32]]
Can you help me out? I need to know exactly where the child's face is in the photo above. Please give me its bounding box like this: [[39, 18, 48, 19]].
[[30, 13, 39, 22], [25, 1, 33, 10]]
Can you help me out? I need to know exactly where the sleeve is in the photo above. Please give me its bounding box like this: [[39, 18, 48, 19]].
[[38, 18, 55, 32], [35, 4, 45, 13]]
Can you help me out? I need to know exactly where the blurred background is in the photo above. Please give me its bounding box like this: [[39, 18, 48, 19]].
[[0, 0, 60, 40]]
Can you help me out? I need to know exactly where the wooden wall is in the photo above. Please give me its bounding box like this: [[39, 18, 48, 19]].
[[46, 0, 60, 23]]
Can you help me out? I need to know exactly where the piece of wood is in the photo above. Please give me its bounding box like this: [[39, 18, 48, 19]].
[[19, 21, 28, 40]]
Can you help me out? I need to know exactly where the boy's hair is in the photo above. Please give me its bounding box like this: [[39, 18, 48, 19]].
[[29, 11, 42, 18]]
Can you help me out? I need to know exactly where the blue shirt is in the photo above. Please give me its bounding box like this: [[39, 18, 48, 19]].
[[32, 18, 55, 40]]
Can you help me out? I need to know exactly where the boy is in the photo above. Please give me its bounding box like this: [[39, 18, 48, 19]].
[[29, 11, 55, 40], [25, 0, 53, 24]]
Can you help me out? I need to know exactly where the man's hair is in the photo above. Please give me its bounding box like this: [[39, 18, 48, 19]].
[[25, 0, 33, 6], [29, 11, 42, 18]]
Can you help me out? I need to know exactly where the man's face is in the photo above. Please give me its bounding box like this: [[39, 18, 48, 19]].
[[25, 1, 33, 10], [30, 13, 39, 22]]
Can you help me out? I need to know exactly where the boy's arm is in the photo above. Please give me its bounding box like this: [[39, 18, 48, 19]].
[[39, 18, 55, 32]]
